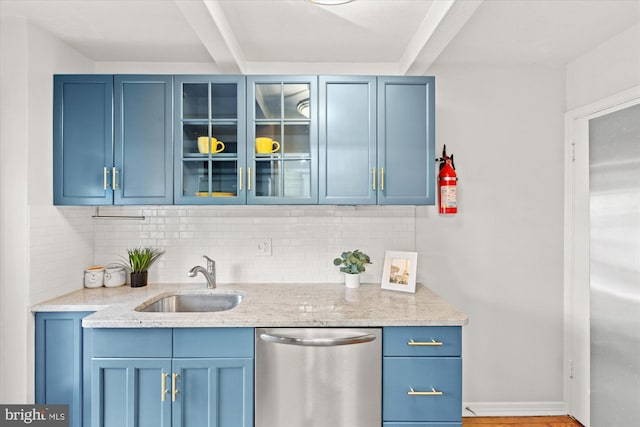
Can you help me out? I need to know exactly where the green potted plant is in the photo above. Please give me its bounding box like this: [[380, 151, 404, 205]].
[[121, 247, 164, 288], [333, 249, 372, 289]]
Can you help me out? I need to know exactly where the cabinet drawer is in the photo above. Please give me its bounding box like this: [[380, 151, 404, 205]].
[[383, 357, 461, 422], [91, 328, 172, 357], [173, 328, 254, 357], [383, 327, 461, 357]]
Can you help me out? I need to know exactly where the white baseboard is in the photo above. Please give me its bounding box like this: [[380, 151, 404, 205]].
[[463, 401, 567, 417]]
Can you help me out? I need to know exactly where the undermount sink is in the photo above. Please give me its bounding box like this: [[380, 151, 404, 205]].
[[136, 291, 244, 313]]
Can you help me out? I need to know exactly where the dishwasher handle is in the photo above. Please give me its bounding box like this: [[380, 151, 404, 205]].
[[260, 332, 376, 347]]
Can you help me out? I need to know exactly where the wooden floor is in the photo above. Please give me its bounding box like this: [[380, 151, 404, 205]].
[[463, 416, 583, 427]]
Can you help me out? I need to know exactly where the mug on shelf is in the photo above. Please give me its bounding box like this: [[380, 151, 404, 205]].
[[84, 266, 105, 288], [197, 136, 225, 154], [256, 137, 280, 154]]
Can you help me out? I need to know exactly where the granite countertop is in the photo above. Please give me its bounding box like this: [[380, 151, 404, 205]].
[[31, 283, 468, 328]]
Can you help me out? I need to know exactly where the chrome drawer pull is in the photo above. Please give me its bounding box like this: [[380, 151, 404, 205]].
[[408, 387, 443, 396], [408, 339, 443, 346]]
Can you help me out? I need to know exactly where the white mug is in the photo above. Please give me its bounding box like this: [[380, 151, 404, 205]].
[[84, 266, 105, 288]]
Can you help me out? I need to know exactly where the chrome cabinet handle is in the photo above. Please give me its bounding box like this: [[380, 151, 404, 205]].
[[260, 333, 376, 347], [408, 387, 443, 396], [408, 339, 443, 346], [161, 372, 168, 401], [248, 168, 252, 191]]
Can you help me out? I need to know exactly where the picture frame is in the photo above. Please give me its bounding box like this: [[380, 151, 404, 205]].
[[381, 250, 418, 293]]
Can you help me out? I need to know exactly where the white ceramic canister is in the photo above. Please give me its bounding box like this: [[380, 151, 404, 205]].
[[104, 265, 127, 287], [84, 266, 105, 288]]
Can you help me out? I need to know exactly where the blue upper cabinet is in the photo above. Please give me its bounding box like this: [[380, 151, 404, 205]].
[[319, 76, 435, 205], [377, 76, 435, 205], [174, 75, 246, 205], [246, 75, 318, 204], [114, 75, 173, 204], [54, 75, 113, 205], [53, 75, 173, 205], [54, 74, 433, 206], [319, 76, 377, 205]]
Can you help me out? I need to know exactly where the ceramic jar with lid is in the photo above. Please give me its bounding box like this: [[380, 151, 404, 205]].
[[84, 266, 105, 288], [104, 265, 127, 287]]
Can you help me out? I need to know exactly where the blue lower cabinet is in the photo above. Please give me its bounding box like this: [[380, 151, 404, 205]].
[[90, 328, 254, 427], [383, 327, 462, 426], [35, 311, 93, 427]]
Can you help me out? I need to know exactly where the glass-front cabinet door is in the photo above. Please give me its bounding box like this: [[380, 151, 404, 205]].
[[247, 76, 318, 204], [174, 75, 246, 204]]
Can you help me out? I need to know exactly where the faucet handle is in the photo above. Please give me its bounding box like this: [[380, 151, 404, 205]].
[[202, 255, 215, 268]]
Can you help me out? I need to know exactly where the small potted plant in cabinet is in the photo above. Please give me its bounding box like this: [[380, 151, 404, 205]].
[[122, 247, 164, 288], [333, 249, 372, 289]]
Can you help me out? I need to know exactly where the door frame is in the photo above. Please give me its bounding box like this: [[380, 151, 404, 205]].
[[563, 86, 640, 426]]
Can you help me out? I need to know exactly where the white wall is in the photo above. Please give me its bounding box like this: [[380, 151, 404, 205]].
[[566, 23, 640, 110], [420, 64, 567, 411], [0, 17, 95, 402], [0, 16, 30, 404]]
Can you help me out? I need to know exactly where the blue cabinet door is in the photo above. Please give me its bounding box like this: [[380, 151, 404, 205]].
[[246, 75, 318, 204], [377, 76, 435, 205], [172, 358, 254, 427], [35, 311, 93, 427], [114, 75, 173, 204], [319, 76, 377, 205], [91, 358, 172, 427], [174, 75, 246, 205], [382, 327, 462, 425], [53, 75, 113, 205]]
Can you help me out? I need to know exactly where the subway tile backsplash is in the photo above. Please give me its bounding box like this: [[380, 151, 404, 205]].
[[92, 205, 418, 285]]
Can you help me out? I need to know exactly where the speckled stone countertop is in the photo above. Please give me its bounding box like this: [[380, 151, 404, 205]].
[[31, 283, 468, 328]]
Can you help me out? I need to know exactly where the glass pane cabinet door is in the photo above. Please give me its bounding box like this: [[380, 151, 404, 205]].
[[175, 76, 246, 204], [248, 76, 317, 204]]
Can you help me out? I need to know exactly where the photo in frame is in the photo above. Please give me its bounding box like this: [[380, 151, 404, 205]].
[[381, 251, 418, 293]]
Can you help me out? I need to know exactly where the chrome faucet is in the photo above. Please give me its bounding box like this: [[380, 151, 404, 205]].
[[188, 255, 216, 289]]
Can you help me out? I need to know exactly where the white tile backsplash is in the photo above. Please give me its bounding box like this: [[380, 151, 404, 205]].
[[92, 205, 418, 284]]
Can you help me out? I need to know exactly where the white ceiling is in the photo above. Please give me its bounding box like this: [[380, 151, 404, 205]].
[[1, 0, 638, 74]]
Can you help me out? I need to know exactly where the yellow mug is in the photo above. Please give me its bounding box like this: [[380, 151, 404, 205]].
[[197, 136, 225, 154], [256, 137, 280, 154]]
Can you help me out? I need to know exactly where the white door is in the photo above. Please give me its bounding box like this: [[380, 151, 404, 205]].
[[565, 88, 640, 427]]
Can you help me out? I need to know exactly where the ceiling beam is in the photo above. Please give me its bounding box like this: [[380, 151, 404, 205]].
[[174, 0, 246, 73], [400, 0, 484, 75]]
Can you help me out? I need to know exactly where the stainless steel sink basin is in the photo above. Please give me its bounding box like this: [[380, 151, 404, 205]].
[[136, 292, 244, 313]]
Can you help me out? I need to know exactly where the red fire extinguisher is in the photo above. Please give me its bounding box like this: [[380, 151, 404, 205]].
[[437, 145, 458, 215]]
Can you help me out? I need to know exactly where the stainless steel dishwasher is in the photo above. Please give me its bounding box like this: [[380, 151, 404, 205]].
[[255, 328, 381, 427]]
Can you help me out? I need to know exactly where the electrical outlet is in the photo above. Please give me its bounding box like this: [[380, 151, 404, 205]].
[[255, 238, 272, 256]]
